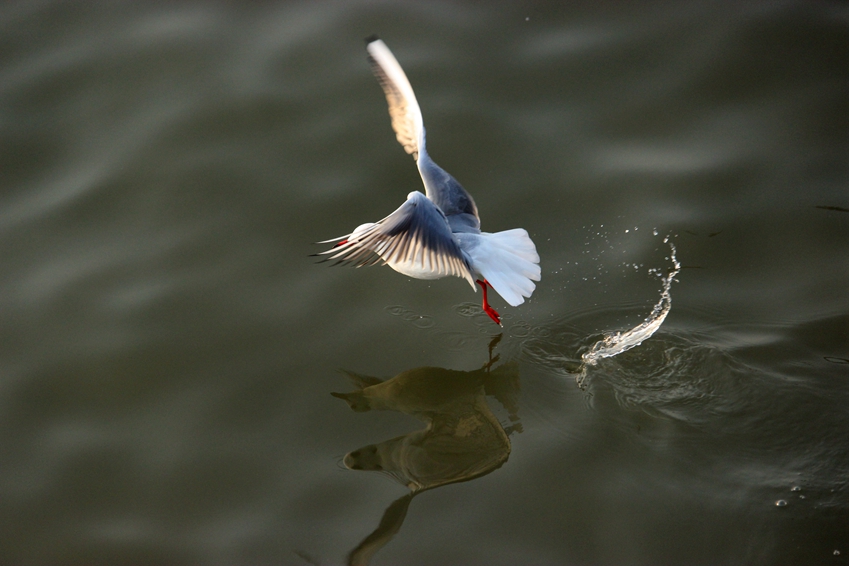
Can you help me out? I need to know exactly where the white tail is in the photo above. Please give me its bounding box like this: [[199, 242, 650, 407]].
[[462, 229, 541, 306]]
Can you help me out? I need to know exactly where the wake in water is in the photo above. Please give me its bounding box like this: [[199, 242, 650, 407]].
[[575, 237, 681, 385]]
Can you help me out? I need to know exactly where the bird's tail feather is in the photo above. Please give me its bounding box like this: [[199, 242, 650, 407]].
[[473, 229, 541, 307]]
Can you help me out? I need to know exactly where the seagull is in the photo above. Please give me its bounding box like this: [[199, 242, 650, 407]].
[[316, 36, 540, 325]]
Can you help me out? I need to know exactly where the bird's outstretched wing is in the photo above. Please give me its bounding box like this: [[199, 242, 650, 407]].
[[366, 36, 425, 160], [316, 191, 474, 286]]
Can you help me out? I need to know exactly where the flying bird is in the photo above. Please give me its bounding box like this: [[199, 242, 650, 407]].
[[316, 36, 540, 325]]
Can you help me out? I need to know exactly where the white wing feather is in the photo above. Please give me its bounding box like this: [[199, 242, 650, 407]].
[[366, 38, 425, 160]]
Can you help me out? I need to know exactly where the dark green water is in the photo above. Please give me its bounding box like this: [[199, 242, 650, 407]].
[[1, 2, 847, 565]]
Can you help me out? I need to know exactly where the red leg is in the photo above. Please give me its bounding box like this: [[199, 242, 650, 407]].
[[476, 279, 501, 326]]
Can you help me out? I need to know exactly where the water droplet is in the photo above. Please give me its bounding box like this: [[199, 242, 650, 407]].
[[775, 500, 787, 507], [835, 550, 841, 556], [791, 486, 801, 492], [799, 495, 805, 499]]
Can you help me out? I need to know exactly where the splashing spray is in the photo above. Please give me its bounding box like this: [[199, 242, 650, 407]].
[[575, 237, 681, 385]]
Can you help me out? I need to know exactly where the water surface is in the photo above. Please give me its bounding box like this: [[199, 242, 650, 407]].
[[1, 1, 847, 564]]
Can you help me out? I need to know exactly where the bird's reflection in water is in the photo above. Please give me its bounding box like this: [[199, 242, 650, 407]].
[[332, 335, 521, 565]]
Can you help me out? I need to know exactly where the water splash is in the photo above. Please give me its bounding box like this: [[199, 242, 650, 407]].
[[575, 237, 680, 384]]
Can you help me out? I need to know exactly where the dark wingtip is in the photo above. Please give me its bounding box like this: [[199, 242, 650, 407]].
[[364, 34, 380, 46]]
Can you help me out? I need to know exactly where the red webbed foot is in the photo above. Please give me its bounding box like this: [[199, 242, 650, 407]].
[[476, 279, 502, 326], [483, 304, 501, 326]]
